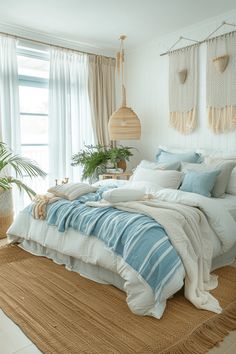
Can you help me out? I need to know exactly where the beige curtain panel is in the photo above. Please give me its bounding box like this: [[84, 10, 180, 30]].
[[88, 56, 116, 146], [207, 32, 236, 134], [169, 45, 199, 134]]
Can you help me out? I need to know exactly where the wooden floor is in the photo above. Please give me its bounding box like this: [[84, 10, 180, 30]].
[[0, 238, 235, 354]]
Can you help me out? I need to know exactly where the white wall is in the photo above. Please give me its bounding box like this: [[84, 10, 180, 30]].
[[125, 9, 236, 167]]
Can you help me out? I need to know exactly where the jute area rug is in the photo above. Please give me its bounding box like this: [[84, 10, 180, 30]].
[[0, 246, 235, 354]]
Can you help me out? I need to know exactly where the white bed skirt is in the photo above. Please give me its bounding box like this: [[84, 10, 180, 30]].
[[19, 239, 125, 290], [19, 238, 236, 282]]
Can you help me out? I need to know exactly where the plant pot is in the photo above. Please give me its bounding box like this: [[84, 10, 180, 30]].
[[0, 188, 13, 239], [117, 159, 127, 172]]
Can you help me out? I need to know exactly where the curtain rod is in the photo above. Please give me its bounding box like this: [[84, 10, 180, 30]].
[[0, 30, 115, 59], [160, 22, 236, 56]]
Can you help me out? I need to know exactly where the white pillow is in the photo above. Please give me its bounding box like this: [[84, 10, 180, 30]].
[[124, 181, 163, 195], [48, 183, 97, 201], [227, 167, 236, 195], [102, 188, 145, 203], [132, 167, 183, 189], [138, 160, 180, 170], [203, 152, 236, 160], [203, 157, 236, 195]]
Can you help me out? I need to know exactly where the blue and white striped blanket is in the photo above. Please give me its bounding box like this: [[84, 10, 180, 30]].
[[29, 188, 183, 302]]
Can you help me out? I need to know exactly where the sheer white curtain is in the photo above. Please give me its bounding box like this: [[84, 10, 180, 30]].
[[0, 35, 20, 152], [49, 48, 94, 184], [0, 36, 22, 213]]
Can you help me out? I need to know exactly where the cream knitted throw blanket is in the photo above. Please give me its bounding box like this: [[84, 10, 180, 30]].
[[32, 194, 61, 220]]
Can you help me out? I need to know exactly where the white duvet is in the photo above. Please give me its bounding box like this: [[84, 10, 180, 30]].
[[102, 188, 236, 314], [7, 188, 236, 318]]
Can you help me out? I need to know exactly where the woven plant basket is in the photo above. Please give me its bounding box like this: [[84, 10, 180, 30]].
[[117, 159, 127, 172], [0, 188, 13, 239]]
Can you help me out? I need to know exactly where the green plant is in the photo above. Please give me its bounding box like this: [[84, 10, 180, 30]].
[[71, 144, 133, 180], [108, 146, 133, 168], [0, 141, 47, 198]]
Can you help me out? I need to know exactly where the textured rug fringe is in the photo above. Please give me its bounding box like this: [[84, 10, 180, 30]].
[[161, 301, 236, 354], [0, 242, 9, 249]]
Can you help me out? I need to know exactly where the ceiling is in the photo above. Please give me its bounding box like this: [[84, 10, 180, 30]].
[[0, 0, 235, 52]]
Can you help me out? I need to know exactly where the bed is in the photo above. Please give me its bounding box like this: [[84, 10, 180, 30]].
[[7, 149, 236, 319]]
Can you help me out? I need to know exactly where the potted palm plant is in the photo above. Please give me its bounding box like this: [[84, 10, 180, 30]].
[[0, 142, 46, 238]]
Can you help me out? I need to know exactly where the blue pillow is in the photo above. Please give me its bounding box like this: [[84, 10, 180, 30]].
[[156, 149, 202, 164], [180, 169, 220, 197]]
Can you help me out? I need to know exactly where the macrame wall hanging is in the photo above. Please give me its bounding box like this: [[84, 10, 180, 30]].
[[169, 45, 199, 134], [207, 31, 236, 133]]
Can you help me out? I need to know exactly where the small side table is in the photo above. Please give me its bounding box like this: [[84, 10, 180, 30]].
[[99, 172, 132, 181]]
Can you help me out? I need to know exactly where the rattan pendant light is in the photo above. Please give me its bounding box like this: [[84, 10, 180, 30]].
[[108, 35, 141, 141]]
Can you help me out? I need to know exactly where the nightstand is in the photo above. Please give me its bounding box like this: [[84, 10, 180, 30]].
[[99, 172, 132, 181]]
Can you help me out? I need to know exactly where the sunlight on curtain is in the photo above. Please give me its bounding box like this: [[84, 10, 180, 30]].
[[0, 35, 22, 214], [49, 49, 94, 184], [0, 36, 20, 152]]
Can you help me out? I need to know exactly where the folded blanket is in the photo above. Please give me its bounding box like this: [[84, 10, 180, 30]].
[[32, 194, 61, 220]]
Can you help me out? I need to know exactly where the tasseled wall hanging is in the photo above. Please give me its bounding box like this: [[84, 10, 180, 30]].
[[207, 31, 236, 133], [169, 45, 199, 134]]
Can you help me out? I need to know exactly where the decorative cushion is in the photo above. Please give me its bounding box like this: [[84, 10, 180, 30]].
[[102, 188, 145, 203], [156, 149, 202, 164], [203, 156, 236, 196], [132, 167, 183, 189], [138, 160, 180, 170], [180, 169, 220, 197], [227, 167, 236, 195], [124, 181, 163, 195], [48, 183, 97, 201], [181, 161, 236, 197]]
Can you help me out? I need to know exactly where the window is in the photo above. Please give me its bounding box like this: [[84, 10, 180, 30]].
[[17, 43, 50, 198]]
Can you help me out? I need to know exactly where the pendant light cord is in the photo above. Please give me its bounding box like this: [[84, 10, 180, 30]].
[[119, 35, 127, 107]]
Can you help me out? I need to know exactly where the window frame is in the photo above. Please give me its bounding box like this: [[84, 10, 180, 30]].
[[17, 44, 50, 171]]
